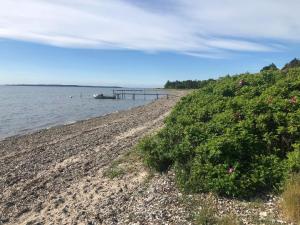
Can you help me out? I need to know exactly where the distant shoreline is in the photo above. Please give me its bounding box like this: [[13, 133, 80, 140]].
[[3, 84, 122, 88]]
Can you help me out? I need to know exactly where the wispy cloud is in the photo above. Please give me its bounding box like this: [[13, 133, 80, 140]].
[[0, 0, 299, 58]]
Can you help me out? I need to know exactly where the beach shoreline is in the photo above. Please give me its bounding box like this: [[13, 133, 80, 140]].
[[0, 91, 187, 225], [0, 89, 292, 225], [0, 101, 150, 142]]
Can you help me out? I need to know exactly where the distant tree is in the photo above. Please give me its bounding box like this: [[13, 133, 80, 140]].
[[164, 80, 171, 88], [260, 63, 278, 72], [282, 58, 300, 70], [164, 79, 215, 89]]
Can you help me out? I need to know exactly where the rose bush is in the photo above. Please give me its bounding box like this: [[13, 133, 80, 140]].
[[138, 67, 300, 198]]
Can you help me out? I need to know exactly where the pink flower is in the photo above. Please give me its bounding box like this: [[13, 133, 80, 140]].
[[228, 167, 235, 174], [290, 96, 297, 105]]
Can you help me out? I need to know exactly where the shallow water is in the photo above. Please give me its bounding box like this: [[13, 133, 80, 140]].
[[0, 86, 165, 140]]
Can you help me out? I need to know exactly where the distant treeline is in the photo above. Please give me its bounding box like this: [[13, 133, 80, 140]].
[[165, 58, 300, 89], [164, 79, 215, 89]]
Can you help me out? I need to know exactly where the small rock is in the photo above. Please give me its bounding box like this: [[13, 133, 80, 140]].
[[53, 197, 65, 208], [34, 202, 43, 212], [0, 218, 9, 224], [4, 202, 14, 208], [259, 211, 267, 218], [62, 206, 68, 214]]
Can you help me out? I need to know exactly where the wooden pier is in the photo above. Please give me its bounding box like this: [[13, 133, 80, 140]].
[[113, 89, 169, 100]]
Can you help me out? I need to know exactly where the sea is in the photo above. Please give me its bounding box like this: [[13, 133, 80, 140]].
[[0, 85, 167, 140]]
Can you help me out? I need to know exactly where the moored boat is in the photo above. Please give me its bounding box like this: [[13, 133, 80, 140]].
[[93, 94, 116, 99]]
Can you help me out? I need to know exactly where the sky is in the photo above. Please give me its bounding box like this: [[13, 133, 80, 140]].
[[1, 0, 300, 87]]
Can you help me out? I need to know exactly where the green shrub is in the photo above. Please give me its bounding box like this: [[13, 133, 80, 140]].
[[286, 147, 300, 173], [138, 66, 300, 198], [138, 134, 173, 172]]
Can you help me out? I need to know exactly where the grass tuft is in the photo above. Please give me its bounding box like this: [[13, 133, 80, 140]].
[[194, 199, 241, 225], [218, 214, 241, 225], [103, 162, 125, 179], [281, 173, 300, 223], [194, 204, 218, 225]]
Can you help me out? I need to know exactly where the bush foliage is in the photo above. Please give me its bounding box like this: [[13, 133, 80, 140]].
[[139, 66, 300, 198]]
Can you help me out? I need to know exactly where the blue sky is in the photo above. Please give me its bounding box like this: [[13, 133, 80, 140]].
[[1, 0, 300, 87]]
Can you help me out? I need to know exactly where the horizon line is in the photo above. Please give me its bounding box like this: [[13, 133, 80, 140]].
[[0, 84, 165, 89]]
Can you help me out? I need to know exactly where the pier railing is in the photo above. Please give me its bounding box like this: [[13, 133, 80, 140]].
[[112, 89, 169, 100]]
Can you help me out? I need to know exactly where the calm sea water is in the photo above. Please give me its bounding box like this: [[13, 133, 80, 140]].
[[0, 86, 166, 140]]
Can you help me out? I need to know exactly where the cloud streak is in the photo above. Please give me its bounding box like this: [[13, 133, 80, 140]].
[[0, 0, 299, 57]]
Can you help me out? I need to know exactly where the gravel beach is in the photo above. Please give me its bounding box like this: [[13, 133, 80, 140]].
[[0, 91, 293, 225], [0, 92, 187, 225]]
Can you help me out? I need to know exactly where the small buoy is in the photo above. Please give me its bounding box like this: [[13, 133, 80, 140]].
[[69, 96, 73, 98]]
